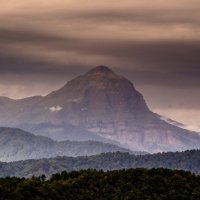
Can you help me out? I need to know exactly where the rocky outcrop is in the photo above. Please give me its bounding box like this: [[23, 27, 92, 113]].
[[0, 66, 199, 152]]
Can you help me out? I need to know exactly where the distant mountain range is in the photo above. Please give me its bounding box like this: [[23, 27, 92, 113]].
[[0, 127, 134, 162], [0, 150, 199, 177], [0, 66, 200, 152]]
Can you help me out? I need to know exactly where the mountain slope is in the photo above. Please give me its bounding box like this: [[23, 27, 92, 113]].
[[0, 150, 200, 177], [0, 127, 133, 162], [0, 66, 199, 152]]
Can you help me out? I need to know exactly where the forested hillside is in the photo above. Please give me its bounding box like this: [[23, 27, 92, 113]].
[[0, 169, 200, 200], [0, 150, 200, 177]]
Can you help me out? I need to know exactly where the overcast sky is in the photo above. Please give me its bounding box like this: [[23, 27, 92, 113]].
[[0, 0, 200, 131]]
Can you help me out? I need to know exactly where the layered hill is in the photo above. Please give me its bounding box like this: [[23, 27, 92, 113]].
[[0, 127, 132, 162], [0, 66, 200, 152], [0, 150, 200, 177]]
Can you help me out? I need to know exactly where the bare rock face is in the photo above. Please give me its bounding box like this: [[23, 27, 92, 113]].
[[44, 66, 151, 126], [0, 65, 200, 152]]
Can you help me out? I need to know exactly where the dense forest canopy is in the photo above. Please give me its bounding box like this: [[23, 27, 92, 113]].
[[0, 168, 200, 200]]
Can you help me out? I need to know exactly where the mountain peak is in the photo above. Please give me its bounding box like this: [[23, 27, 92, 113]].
[[87, 65, 114, 75]]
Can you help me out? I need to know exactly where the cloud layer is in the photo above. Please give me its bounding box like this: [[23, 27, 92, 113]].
[[0, 0, 200, 130]]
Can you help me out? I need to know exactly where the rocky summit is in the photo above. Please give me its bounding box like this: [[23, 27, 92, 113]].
[[0, 66, 200, 153]]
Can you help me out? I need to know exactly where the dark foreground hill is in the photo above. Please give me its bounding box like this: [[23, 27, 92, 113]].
[[0, 169, 200, 200], [0, 127, 133, 162], [0, 149, 200, 177]]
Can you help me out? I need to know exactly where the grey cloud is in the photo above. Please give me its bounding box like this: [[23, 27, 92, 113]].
[[0, 0, 199, 127], [1, 27, 200, 59], [3, 3, 200, 27], [0, 0, 200, 96], [0, 27, 78, 47], [0, 26, 200, 90], [0, 50, 88, 76], [55, 9, 200, 27], [0, 29, 200, 67], [126, 71, 200, 89]]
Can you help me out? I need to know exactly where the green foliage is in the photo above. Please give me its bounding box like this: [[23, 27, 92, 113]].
[[0, 168, 200, 200]]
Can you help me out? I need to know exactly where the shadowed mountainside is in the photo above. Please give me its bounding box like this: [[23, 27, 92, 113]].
[[0, 66, 199, 152]]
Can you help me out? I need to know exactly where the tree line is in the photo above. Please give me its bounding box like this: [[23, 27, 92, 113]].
[[0, 168, 200, 200]]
